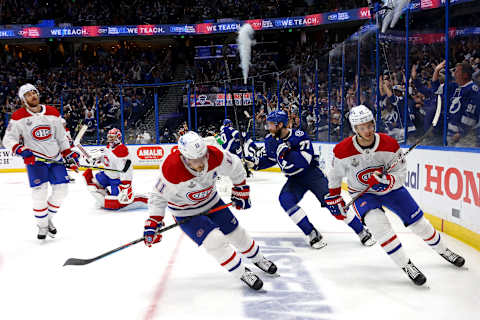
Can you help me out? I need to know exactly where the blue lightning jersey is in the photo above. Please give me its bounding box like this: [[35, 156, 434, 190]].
[[446, 81, 480, 137], [220, 125, 242, 157], [256, 129, 318, 176]]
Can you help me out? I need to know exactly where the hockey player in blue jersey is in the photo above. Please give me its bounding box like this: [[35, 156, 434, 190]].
[[220, 119, 242, 158], [246, 110, 375, 248]]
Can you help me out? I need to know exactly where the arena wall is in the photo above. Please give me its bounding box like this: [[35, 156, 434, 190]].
[[1, 143, 479, 251]]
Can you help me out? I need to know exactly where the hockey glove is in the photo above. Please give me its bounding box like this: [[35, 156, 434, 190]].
[[13, 144, 35, 165], [144, 216, 165, 247], [61, 148, 80, 172], [231, 183, 251, 210], [324, 193, 347, 220], [275, 142, 290, 161], [243, 156, 258, 169], [366, 170, 395, 193]]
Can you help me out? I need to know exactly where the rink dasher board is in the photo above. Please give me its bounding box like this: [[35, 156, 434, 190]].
[[1, 143, 479, 251]]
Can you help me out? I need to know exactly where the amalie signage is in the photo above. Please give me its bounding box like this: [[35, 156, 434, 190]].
[[136, 146, 164, 160]]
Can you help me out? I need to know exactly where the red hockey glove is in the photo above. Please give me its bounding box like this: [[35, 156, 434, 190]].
[[366, 170, 395, 192], [13, 144, 36, 165], [144, 216, 164, 247]]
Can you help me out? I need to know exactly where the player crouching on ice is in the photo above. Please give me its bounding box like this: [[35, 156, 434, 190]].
[[245, 110, 375, 249], [325, 105, 465, 286], [144, 131, 277, 290], [82, 128, 148, 210], [2, 83, 80, 240]]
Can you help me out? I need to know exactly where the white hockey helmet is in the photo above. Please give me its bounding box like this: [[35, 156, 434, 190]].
[[178, 131, 207, 160], [18, 83, 40, 103], [349, 105, 375, 134]]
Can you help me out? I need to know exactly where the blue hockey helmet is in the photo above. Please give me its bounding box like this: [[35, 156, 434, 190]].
[[266, 110, 288, 127], [222, 119, 233, 127]]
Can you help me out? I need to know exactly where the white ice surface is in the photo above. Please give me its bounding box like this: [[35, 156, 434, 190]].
[[0, 171, 479, 320]]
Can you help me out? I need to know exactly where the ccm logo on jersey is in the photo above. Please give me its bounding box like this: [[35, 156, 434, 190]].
[[186, 185, 214, 202], [356, 166, 385, 185], [31, 125, 52, 141]]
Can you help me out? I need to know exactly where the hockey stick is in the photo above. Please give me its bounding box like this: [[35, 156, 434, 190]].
[[222, 44, 252, 177], [74, 125, 88, 146], [63, 202, 233, 266], [35, 157, 123, 173], [343, 93, 442, 211]]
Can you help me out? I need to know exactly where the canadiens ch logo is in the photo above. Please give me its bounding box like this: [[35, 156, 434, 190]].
[[31, 125, 52, 141], [356, 166, 384, 185], [186, 185, 214, 202]]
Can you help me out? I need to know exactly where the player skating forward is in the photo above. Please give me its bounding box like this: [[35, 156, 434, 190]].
[[246, 110, 374, 249], [82, 128, 148, 210], [2, 83, 79, 239], [325, 105, 465, 285], [144, 131, 277, 290]]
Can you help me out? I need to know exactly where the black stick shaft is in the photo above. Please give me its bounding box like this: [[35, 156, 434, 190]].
[[63, 203, 232, 266]]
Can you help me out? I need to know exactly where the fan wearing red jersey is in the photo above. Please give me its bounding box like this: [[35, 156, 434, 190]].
[[82, 128, 148, 210], [145, 131, 277, 291], [2, 84, 79, 240], [325, 105, 465, 286]]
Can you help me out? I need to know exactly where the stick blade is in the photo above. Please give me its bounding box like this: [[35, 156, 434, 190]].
[[63, 257, 94, 266]]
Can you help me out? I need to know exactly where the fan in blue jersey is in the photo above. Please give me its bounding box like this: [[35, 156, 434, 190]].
[[246, 110, 375, 248]]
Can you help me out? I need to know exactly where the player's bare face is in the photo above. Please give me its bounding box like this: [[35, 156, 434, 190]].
[[24, 91, 40, 109], [267, 121, 281, 137], [185, 157, 206, 172], [355, 122, 375, 145]]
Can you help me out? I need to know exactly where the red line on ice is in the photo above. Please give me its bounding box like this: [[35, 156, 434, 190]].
[[144, 233, 184, 320]]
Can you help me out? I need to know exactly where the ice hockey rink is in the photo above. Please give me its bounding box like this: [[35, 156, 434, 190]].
[[0, 170, 479, 320]]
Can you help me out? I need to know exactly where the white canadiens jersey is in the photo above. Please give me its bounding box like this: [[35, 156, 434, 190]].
[[327, 133, 406, 196], [149, 145, 246, 218], [2, 105, 70, 160], [100, 143, 132, 182]]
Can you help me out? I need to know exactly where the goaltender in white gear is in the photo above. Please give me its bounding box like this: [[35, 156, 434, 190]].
[[83, 128, 148, 210], [144, 131, 277, 290]]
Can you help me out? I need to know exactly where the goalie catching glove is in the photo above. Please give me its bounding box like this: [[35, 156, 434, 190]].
[[231, 182, 251, 210], [144, 216, 165, 247]]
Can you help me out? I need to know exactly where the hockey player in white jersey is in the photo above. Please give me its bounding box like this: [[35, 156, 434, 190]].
[[144, 131, 277, 290], [324, 105, 465, 285], [2, 83, 79, 240], [82, 128, 148, 210]]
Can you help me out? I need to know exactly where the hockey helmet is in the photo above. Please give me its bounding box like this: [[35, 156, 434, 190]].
[[266, 110, 288, 127], [222, 119, 233, 127], [178, 131, 207, 160], [348, 105, 375, 134], [18, 83, 40, 103]]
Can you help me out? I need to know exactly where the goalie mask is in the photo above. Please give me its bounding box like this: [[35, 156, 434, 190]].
[[107, 128, 122, 145]]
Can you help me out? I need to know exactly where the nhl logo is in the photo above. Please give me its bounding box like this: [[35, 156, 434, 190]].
[[351, 158, 359, 167], [26, 119, 32, 126], [188, 181, 196, 188]]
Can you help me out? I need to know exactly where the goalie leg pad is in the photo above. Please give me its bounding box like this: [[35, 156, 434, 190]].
[[409, 217, 446, 254], [202, 228, 244, 278], [364, 208, 409, 268], [31, 183, 49, 227], [225, 225, 261, 263]]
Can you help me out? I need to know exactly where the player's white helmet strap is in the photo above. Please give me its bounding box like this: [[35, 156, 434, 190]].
[[349, 105, 375, 134], [18, 83, 40, 103]]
